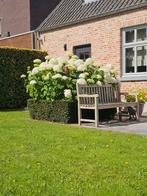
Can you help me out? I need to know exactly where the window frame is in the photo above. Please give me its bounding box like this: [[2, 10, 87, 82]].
[[0, 18, 2, 37], [73, 44, 91, 60], [122, 25, 147, 79]]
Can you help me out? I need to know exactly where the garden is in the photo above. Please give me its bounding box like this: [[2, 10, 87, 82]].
[[0, 111, 147, 195], [0, 47, 147, 195]]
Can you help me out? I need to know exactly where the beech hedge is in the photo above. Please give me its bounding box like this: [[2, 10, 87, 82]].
[[0, 47, 47, 109]]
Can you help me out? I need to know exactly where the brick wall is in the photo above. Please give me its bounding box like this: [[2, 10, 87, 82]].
[[40, 8, 147, 92], [0, 32, 38, 49], [0, 0, 30, 38]]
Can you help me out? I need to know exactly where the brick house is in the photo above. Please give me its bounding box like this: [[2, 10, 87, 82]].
[[37, 0, 147, 91], [0, 0, 61, 48]]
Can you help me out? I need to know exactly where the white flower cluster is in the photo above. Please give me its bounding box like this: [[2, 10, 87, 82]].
[[23, 52, 118, 101]]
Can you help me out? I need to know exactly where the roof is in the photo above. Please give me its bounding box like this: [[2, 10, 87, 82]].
[[38, 0, 147, 32]]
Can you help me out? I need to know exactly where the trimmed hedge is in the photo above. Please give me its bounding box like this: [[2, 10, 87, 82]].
[[28, 99, 116, 123], [0, 47, 47, 109], [27, 99, 78, 123]]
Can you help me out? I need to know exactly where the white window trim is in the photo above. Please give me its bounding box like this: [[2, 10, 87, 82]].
[[122, 24, 147, 80]]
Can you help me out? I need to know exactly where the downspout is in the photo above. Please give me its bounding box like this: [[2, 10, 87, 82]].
[[37, 31, 41, 50], [31, 31, 35, 49]]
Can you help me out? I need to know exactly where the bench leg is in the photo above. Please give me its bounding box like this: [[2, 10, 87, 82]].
[[78, 100, 82, 125], [95, 108, 99, 128], [118, 107, 122, 121], [136, 103, 140, 121]]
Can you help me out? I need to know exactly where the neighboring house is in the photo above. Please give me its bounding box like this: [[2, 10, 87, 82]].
[[37, 0, 147, 91], [0, 0, 61, 48]]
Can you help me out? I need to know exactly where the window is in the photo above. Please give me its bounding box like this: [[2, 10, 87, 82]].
[[0, 18, 2, 37], [122, 25, 147, 77], [73, 44, 91, 60]]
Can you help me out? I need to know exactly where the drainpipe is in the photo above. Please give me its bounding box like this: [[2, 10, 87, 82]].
[[37, 31, 41, 50], [31, 31, 35, 49]]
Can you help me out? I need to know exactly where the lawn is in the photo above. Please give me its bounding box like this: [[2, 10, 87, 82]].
[[0, 111, 147, 196]]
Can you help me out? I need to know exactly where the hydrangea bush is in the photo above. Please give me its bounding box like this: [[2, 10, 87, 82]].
[[22, 52, 118, 102]]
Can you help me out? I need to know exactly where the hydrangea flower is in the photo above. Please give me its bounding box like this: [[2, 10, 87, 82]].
[[33, 59, 41, 64], [64, 89, 72, 99], [32, 67, 39, 75], [30, 80, 37, 85], [20, 74, 26, 79], [96, 74, 102, 80], [75, 59, 84, 67], [50, 57, 58, 65], [52, 74, 62, 79], [45, 56, 50, 61], [62, 76, 68, 80], [79, 72, 89, 79], [53, 64, 63, 72], [85, 58, 94, 66], [96, 81, 102, 86], [39, 62, 48, 71], [44, 74, 50, 81], [77, 64, 87, 72], [77, 78, 87, 85]]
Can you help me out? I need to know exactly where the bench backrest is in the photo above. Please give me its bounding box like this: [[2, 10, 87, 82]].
[[77, 84, 120, 104]]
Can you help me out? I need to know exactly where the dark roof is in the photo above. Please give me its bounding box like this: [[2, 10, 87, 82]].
[[38, 0, 147, 32]]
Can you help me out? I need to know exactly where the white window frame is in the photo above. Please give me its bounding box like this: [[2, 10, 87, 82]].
[[122, 25, 147, 79], [0, 18, 2, 37]]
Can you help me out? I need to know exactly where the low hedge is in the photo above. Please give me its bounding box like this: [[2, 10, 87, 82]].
[[0, 47, 47, 109], [27, 99, 78, 123], [28, 99, 117, 123]]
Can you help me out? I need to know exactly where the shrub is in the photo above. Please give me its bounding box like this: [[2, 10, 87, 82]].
[[22, 52, 118, 102], [27, 99, 78, 123], [0, 47, 47, 109]]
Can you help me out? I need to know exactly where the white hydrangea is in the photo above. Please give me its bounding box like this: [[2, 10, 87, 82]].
[[49, 57, 58, 65], [52, 74, 62, 79], [111, 77, 118, 84], [71, 55, 79, 60], [96, 81, 102, 86], [77, 64, 87, 72], [57, 57, 67, 65], [39, 62, 48, 71], [53, 64, 63, 72], [45, 63, 53, 70], [45, 55, 50, 61], [79, 72, 89, 79], [64, 89, 72, 99], [67, 64, 76, 71], [75, 59, 84, 67], [44, 74, 50, 81], [68, 59, 76, 66], [77, 78, 87, 85], [33, 59, 41, 64], [32, 67, 39, 75], [85, 58, 94, 66], [62, 76, 68, 80], [96, 74, 102, 80], [20, 74, 26, 78], [30, 80, 37, 85], [105, 63, 113, 70]]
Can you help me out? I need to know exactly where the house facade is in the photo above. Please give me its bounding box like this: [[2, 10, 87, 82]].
[[38, 0, 147, 91], [0, 0, 61, 48]]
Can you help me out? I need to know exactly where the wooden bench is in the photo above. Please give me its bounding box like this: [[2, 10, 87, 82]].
[[76, 84, 140, 127]]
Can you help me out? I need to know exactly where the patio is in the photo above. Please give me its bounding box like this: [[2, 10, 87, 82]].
[[99, 115, 147, 136]]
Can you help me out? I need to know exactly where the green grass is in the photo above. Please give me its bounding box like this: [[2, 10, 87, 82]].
[[0, 111, 147, 196]]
